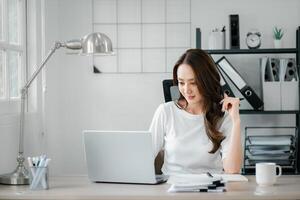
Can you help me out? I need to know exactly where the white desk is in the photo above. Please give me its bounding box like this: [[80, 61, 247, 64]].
[[1, 176, 300, 200]]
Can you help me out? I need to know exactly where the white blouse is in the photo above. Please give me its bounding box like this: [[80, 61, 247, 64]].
[[149, 101, 233, 175]]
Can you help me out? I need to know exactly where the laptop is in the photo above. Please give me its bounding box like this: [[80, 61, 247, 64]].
[[83, 130, 168, 184]]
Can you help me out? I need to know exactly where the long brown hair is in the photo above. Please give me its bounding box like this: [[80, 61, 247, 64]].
[[173, 49, 225, 153]]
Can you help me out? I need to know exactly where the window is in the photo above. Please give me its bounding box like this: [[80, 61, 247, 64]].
[[0, 0, 26, 101]]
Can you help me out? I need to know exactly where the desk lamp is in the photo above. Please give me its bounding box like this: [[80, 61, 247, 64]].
[[0, 32, 114, 185]]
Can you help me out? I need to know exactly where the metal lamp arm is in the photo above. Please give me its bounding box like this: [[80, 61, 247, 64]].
[[21, 41, 63, 93], [22, 39, 82, 93], [19, 41, 63, 155]]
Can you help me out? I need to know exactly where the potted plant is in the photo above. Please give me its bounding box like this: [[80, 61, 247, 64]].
[[273, 26, 284, 48]]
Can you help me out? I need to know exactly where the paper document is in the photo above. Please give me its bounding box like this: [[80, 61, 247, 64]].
[[219, 174, 248, 182], [167, 174, 227, 193], [247, 135, 293, 145], [167, 173, 248, 185], [168, 184, 226, 193]]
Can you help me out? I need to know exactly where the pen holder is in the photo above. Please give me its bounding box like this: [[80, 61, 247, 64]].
[[29, 167, 49, 190], [208, 31, 225, 49]]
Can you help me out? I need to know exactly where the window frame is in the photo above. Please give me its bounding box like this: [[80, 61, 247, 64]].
[[0, 0, 26, 114]]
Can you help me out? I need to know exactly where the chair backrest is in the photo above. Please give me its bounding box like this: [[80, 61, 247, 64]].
[[162, 79, 180, 102]]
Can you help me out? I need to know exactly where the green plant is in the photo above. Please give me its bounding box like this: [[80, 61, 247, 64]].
[[273, 27, 284, 40]]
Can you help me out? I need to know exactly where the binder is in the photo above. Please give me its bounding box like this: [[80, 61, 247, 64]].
[[262, 57, 275, 82], [270, 58, 280, 81], [216, 56, 263, 110], [281, 58, 298, 81], [216, 65, 235, 97]]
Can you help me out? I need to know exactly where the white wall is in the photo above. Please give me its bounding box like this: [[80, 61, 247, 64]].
[[92, 0, 191, 73], [1, 0, 299, 176]]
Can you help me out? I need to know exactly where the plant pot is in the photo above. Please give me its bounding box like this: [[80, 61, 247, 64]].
[[274, 39, 282, 48]]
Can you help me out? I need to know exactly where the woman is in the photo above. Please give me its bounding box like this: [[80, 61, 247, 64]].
[[149, 49, 242, 175]]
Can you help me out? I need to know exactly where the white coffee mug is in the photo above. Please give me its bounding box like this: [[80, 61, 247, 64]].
[[256, 162, 282, 186]]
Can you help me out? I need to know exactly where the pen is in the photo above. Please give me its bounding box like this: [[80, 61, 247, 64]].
[[220, 97, 244, 102], [200, 188, 226, 193], [221, 26, 226, 32], [206, 172, 214, 178]]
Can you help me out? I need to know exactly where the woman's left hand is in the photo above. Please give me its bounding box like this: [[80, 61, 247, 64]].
[[220, 94, 240, 123]]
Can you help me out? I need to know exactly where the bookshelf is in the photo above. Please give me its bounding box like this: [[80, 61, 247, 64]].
[[205, 48, 297, 54], [201, 26, 300, 174]]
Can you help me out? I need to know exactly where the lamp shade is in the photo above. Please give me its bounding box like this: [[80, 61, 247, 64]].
[[81, 32, 114, 55]]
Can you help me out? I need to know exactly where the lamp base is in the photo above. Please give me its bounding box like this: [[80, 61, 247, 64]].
[[0, 154, 29, 185], [0, 166, 29, 185]]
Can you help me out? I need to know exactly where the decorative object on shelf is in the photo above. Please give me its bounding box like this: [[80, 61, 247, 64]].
[[246, 29, 261, 49], [273, 26, 284, 48], [208, 26, 226, 50], [0, 32, 114, 185], [196, 28, 202, 49], [229, 14, 240, 49]]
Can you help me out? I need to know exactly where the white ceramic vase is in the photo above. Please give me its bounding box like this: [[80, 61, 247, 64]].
[[274, 39, 282, 48]]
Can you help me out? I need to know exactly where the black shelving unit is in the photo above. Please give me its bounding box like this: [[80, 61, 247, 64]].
[[240, 110, 299, 115], [200, 26, 300, 174], [205, 48, 297, 55]]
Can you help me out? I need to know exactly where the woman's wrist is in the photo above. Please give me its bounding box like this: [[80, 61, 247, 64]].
[[232, 117, 241, 126]]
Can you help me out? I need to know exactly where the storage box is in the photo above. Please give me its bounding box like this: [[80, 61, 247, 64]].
[[261, 57, 281, 110], [261, 57, 299, 111], [281, 79, 299, 110], [280, 58, 299, 110], [262, 82, 281, 110]]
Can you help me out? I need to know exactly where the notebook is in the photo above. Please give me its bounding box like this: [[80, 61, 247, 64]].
[[167, 173, 247, 193], [83, 130, 168, 184]]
